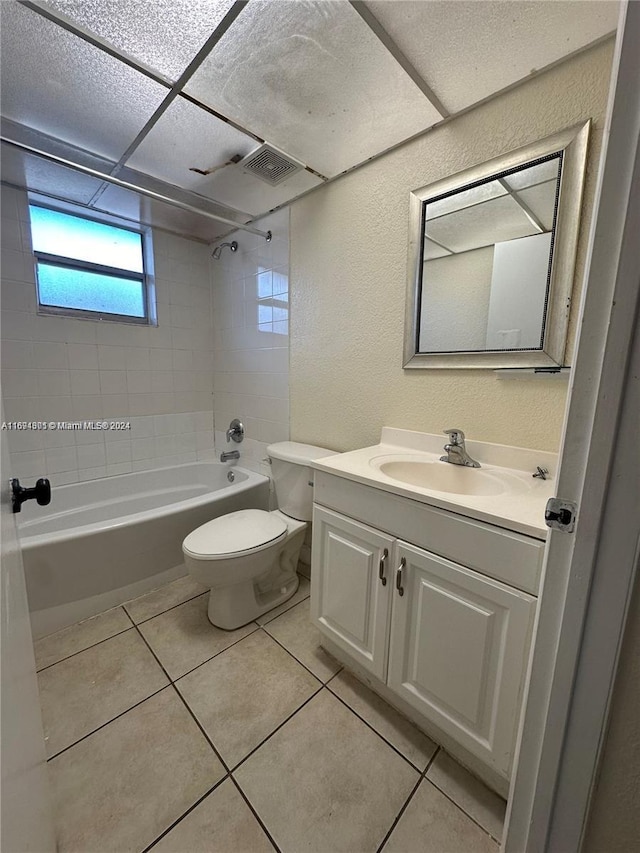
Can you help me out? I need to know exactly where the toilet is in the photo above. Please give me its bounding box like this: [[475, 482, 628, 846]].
[[182, 442, 334, 630]]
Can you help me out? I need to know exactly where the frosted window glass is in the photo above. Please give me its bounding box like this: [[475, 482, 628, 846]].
[[30, 206, 143, 272], [37, 264, 146, 318]]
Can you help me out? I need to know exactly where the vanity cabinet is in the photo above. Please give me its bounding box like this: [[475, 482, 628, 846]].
[[311, 501, 538, 780]]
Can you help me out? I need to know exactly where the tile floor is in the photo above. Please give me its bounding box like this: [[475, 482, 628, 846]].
[[35, 572, 506, 853]]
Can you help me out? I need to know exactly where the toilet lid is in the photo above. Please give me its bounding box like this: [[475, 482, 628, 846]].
[[183, 509, 287, 560]]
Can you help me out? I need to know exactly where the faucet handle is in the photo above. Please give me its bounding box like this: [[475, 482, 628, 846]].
[[443, 428, 465, 445]]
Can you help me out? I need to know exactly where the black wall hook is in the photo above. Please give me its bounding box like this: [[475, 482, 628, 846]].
[[10, 478, 51, 513]]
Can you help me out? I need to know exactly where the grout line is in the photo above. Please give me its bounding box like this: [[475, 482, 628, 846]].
[[375, 772, 424, 853], [229, 685, 324, 775], [326, 685, 430, 775], [46, 684, 170, 762], [169, 622, 262, 683], [125, 589, 209, 627], [258, 625, 326, 686], [423, 774, 504, 845], [132, 624, 231, 773], [256, 589, 311, 627], [423, 745, 441, 776], [229, 776, 282, 853], [422, 747, 505, 842], [141, 775, 230, 853], [35, 623, 134, 673]]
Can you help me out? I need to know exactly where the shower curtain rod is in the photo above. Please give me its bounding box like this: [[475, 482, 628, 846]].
[[0, 136, 272, 241]]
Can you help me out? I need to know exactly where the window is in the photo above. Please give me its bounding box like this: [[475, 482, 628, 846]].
[[29, 204, 152, 323]]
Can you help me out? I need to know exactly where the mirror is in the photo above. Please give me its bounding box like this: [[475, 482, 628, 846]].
[[404, 122, 590, 369]]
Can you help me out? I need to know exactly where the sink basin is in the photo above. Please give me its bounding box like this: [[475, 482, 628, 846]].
[[373, 456, 508, 496]]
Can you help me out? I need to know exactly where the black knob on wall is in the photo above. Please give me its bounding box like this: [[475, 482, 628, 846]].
[[10, 478, 51, 513]]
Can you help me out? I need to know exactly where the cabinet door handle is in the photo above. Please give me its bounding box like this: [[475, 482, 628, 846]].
[[396, 557, 406, 596], [378, 548, 388, 586]]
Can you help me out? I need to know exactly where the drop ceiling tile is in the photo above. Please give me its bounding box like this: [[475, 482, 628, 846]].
[[127, 98, 257, 196], [503, 158, 561, 191], [0, 3, 168, 161], [0, 144, 104, 205], [365, 0, 619, 114], [423, 239, 452, 260], [184, 0, 441, 178], [427, 181, 506, 219], [427, 194, 538, 253], [40, 0, 236, 81], [515, 181, 558, 231]]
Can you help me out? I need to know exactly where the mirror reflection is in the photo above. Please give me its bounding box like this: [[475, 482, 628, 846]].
[[418, 154, 561, 353]]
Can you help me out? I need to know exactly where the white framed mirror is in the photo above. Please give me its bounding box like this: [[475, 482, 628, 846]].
[[403, 121, 590, 369]]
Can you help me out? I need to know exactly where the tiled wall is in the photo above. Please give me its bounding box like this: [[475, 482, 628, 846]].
[[212, 208, 289, 475], [1, 185, 216, 486]]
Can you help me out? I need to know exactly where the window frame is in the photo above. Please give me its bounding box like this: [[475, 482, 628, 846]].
[[30, 202, 155, 326]]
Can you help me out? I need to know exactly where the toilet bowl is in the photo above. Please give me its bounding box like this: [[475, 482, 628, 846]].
[[182, 442, 334, 630]]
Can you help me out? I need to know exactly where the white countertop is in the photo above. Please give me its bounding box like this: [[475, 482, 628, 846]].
[[313, 428, 557, 539]]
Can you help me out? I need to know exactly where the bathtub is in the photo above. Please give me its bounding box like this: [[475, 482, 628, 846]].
[[17, 462, 269, 639]]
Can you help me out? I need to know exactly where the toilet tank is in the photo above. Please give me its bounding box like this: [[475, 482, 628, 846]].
[[267, 441, 336, 521]]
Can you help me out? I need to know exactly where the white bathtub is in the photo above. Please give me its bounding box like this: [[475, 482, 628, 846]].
[[17, 462, 269, 638]]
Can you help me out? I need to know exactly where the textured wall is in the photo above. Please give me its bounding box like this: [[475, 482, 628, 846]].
[[289, 41, 614, 453]]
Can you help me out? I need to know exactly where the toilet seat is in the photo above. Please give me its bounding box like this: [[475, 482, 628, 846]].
[[183, 509, 287, 561]]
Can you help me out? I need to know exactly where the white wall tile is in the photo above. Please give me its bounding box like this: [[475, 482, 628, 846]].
[[70, 370, 100, 396], [45, 446, 78, 474], [37, 369, 72, 398], [97, 345, 127, 371], [32, 341, 68, 369], [3, 189, 218, 485]]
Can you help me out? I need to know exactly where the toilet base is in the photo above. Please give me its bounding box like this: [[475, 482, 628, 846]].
[[207, 573, 300, 630]]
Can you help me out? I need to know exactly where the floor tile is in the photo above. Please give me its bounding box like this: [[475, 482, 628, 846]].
[[49, 687, 225, 853], [256, 574, 311, 625], [263, 600, 341, 682], [38, 629, 169, 757], [426, 750, 506, 841], [382, 778, 498, 853], [329, 669, 438, 771], [34, 606, 132, 671], [124, 574, 208, 624], [235, 689, 419, 853], [151, 778, 274, 853], [137, 594, 257, 680], [177, 629, 320, 767]]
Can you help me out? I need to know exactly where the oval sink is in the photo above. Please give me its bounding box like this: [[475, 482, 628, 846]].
[[376, 459, 506, 496]]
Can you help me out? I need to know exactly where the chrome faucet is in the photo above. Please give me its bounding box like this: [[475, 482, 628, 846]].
[[220, 449, 240, 462], [440, 428, 481, 468], [226, 418, 244, 443]]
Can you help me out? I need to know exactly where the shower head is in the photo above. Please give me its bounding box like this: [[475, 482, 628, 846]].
[[212, 240, 238, 260]]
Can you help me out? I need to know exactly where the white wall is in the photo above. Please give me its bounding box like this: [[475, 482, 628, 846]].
[[485, 232, 552, 350], [211, 208, 289, 475], [1, 185, 216, 487], [419, 246, 494, 352], [289, 40, 613, 454]]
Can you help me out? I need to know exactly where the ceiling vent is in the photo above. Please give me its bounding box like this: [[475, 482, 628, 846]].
[[238, 144, 305, 186]]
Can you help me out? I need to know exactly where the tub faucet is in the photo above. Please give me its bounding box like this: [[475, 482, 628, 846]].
[[440, 428, 481, 468], [226, 418, 244, 443], [220, 449, 240, 462]]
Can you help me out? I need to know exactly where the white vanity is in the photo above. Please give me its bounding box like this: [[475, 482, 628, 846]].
[[310, 428, 556, 796]]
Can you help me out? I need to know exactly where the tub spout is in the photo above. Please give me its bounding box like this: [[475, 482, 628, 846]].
[[220, 450, 240, 462]]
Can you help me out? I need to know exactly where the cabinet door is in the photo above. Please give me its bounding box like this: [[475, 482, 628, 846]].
[[388, 542, 536, 779], [311, 506, 394, 680]]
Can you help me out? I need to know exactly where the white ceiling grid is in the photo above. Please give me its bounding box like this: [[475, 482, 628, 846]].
[[0, 0, 619, 242]]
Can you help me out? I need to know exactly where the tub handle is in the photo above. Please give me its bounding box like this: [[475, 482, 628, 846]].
[[10, 477, 51, 513]]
